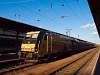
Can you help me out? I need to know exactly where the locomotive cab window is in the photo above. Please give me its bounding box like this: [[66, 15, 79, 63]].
[[25, 34, 31, 39], [44, 35, 47, 40], [32, 34, 38, 39]]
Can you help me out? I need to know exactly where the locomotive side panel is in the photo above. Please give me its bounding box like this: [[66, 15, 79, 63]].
[[39, 35, 47, 56], [52, 35, 64, 53], [38, 32, 71, 56], [71, 40, 78, 51]]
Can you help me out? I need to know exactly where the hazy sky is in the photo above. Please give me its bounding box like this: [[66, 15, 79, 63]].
[[0, 0, 100, 44]]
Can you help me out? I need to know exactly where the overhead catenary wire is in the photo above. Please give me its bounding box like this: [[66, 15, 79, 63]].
[[0, 0, 35, 4], [0, 0, 86, 9], [64, 0, 86, 24], [0, 0, 88, 26], [36, 0, 86, 13], [0, 0, 63, 25], [38, 0, 60, 17], [18, 4, 63, 25], [51, 3, 53, 8], [50, 0, 61, 17], [77, 0, 89, 23], [76, 0, 91, 23]]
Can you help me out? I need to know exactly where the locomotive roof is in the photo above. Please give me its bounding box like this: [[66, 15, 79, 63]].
[[26, 31, 40, 34]]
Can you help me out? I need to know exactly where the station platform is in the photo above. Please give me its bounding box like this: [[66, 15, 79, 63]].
[[0, 53, 19, 61], [83, 49, 100, 75], [93, 54, 100, 75]]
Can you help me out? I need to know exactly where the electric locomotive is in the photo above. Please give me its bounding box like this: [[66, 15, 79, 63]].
[[21, 30, 95, 61]]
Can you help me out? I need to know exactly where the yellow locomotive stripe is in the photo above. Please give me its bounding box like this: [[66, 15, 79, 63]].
[[21, 44, 35, 52]]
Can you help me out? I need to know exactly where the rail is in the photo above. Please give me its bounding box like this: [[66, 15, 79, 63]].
[[48, 48, 99, 75], [0, 62, 35, 75], [0, 55, 40, 75]]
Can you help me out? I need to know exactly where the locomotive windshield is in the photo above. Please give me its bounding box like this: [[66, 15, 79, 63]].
[[32, 34, 38, 38], [23, 33, 39, 44], [25, 33, 38, 39], [25, 34, 32, 39]]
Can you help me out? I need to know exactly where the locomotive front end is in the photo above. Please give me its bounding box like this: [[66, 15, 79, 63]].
[[21, 31, 40, 60], [21, 44, 35, 52]]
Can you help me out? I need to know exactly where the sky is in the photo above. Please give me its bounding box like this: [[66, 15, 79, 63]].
[[0, 0, 100, 44]]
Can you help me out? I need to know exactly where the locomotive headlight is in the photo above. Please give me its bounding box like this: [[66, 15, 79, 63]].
[[21, 48, 24, 51], [31, 48, 35, 52], [35, 49, 38, 53]]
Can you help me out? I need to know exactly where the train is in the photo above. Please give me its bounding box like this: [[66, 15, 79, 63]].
[[21, 30, 96, 61]]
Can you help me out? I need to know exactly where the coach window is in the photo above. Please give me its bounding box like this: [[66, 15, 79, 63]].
[[44, 35, 47, 40]]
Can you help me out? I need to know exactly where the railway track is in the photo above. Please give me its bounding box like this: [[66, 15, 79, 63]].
[[0, 58, 29, 75], [0, 53, 18, 61], [48, 48, 99, 75], [0, 58, 25, 69], [4, 47, 98, 75], [0, 48, 98, 75], [0, 60, 37, 75]]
